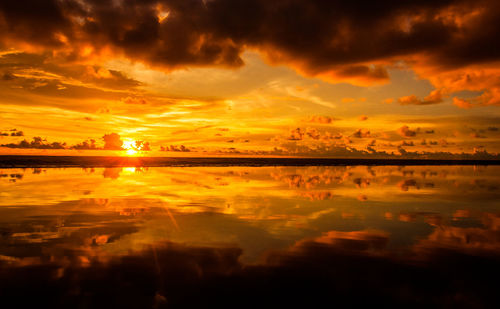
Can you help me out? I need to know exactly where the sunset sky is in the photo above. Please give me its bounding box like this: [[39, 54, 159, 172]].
[[1, 0, 500, 158]]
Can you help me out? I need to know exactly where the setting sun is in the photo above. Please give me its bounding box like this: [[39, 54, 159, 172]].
[[123, 140, 138, 156]]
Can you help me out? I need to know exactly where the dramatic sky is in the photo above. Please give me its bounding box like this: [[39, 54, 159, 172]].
[[1, 0, 500, 158]]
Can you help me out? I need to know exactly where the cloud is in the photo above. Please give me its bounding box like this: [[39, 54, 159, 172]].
[[10, 131, 24, 136], [420, 67, 500, 109], [416, 214, 500, 253], [357, 194, 368, 201], [102, 133, 124, 150], [2, 72, 15, 80], [1, 0, 500, 89], [453, 97, 473, 109], [0, 133, 141, 151], [0, 129, 23, 136], [71, 139, 98, 150], [439, 139, 451, 146], [359, 115, 368, 121], [0, 53, 141, 92], [352, 129, 371, 138], [261, 124, 499, 159], [298, 191, 335, 201], [353, 178, 370, 189], [0, 52, 144, 112], [397, 89, 444, 105], [133, 141, 151, 151], [288, 128, 305, 141], [307, 115, 334, 124], [72, 135, 150, 151], [121, 97, 147, 105], [160, 145, 191, 152], [102, 167, 122, 179], [306, 128, 320, 140], [470, 132, 486, 139], [1, 137, 66, 149], [397, 125, 417, 137], [399, 140, 415, 147], [82, 67, 141, 90]]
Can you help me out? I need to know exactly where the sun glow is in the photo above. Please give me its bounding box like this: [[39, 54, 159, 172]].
[[121, 139, 152, 156], [123, 140, 138, 156]]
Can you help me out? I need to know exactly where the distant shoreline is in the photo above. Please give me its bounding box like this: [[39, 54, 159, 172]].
[[0, 155, 499, 167]]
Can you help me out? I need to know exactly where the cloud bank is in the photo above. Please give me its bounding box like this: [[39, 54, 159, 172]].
[[1, 0, 500, 101]]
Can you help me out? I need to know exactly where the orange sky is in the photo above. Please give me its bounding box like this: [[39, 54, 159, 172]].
[[0, 0, 499, 158]]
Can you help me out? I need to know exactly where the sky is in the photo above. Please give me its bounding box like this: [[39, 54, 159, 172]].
[[0, 0, 500, 158]]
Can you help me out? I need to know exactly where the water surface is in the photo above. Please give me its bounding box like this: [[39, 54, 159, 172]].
[[1, 165, 499, 307]]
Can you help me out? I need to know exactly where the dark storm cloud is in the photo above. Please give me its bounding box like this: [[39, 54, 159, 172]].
[[0, 0, 71, 47], [1, 0, 500, 84]]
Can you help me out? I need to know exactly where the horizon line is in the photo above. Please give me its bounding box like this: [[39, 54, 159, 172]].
[[1, 155, 499, 168]]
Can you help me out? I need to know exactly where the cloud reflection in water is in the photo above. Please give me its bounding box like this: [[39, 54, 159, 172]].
[[0, 165, 499, 307]]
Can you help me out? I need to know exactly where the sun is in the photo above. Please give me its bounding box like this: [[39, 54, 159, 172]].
[[122, 140, 138, 156]]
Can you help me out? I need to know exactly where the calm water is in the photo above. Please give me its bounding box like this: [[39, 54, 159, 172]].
[[0, 165, 499, 308]]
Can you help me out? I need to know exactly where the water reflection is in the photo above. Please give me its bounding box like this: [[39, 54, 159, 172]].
[[0, 165, 499, 307]]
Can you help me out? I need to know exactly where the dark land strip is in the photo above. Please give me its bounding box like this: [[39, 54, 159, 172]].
[[1, 155, 499, 168]]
